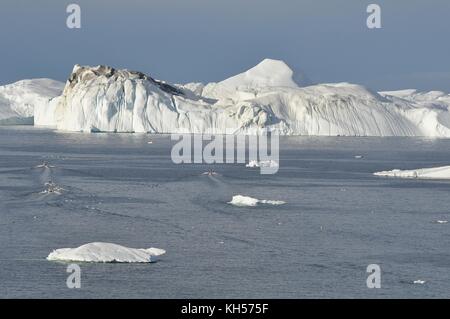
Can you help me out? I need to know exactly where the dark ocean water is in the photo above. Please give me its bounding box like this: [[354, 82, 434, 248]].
[[0, 126, 449, 298]]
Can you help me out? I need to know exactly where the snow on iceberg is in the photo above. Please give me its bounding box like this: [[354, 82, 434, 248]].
[[0, 79, 64, 125], [200, 59, 300, 99], [228, 195, 286, 207], [33, 59, 450, 137], [47, 242, 166, 263], [374, 165, 450, 179]]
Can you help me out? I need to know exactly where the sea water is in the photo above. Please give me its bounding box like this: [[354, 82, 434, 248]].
[[0, 126, 449, 298]]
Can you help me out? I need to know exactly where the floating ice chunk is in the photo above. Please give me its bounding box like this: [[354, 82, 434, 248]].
[[228, 195, 285, 207], [47, 242, 166, 263], [413, 280, 426, 284], [436, 220, 448, 224], [229, 195, 259, 207], [374, 165, 450, 179], [246, 160, 259, 168], [246, 160, 279, 168], [354, 155, 364, 159]]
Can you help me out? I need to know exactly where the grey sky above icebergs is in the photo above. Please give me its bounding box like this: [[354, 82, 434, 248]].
[[0, 0, 449, 92]]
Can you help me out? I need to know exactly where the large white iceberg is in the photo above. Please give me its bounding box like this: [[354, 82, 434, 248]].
[[374, 165, 450, 180], [28, 58, 450, 137], [47, 242, 166, 263], [0, 79, 64, 125]]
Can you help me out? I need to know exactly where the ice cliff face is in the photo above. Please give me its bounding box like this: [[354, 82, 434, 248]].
[[51, 63, 285, 133], [32, 59, 450, 136], [0, 79, 63, 125]]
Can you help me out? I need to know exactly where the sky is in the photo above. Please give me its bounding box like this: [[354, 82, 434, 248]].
[[0, 0, 449, 92]]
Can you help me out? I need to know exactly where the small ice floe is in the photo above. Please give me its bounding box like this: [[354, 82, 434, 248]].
[[34, 161, 56, 169], [47, 242, 166, 263], [147, 140, 153, 144], [413, 280, 426, 285], [374, 165, 450, 179], [354, 155, 364, 159], [246, 160, 279, 168], [40, 182, 65, 195], [436, 220, 448, 224], [228, 195, 286, 207]]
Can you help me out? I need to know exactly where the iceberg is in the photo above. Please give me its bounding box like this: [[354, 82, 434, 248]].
[[0, 79, 64, 125], [24, 58, 450, 137], [374, 165, 450, 179], [228, 195, 286, 207], [47, 242, 166, 263], [246, 160, 279, 168]]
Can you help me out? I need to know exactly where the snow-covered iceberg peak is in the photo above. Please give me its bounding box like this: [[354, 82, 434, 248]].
[[47, 242, 166, 263], [218, 58, 299, 89]]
